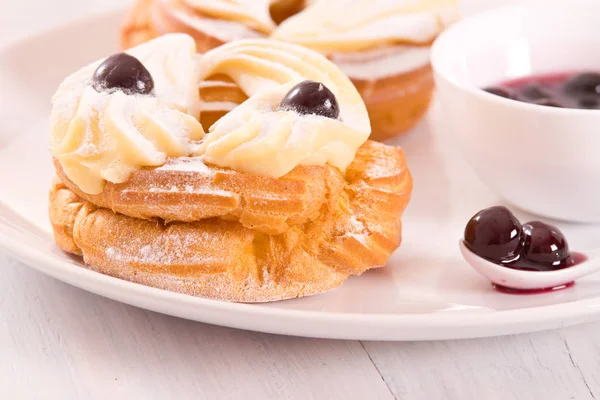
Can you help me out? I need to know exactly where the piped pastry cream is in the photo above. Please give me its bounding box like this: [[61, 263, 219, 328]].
[[50, 34, 204, 195], [182, 0, 276, 33], [196, 40, 370, 178], [273, 0, 459, 53], [142, 0, 305, 52]]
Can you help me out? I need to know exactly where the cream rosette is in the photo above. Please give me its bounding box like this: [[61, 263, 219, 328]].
[[273, 0, 459, 53], [195, 39, 371, 178], [182, 0, 276, 33], [50, 34, 204, 195]]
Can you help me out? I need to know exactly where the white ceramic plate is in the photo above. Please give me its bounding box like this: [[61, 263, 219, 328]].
[[2, 10, 600, 341]]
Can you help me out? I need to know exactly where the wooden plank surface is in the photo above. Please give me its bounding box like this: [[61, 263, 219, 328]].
[[364, 329, 598, 400]]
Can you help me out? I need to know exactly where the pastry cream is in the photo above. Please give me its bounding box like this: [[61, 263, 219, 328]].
[[273, 0, 459, 53], [331, 45, 432, 79], [51, 34, 204, 195], [195, 40, 371, 177], [182, 0, 276, 34], [155, 1, 264, 43]]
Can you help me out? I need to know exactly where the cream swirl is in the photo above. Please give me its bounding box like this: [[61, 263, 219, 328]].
[[51, 34, 204, 195], [273, 0, 459, 53], [182, 0, 276, 34], [195, 40, 370, 177]]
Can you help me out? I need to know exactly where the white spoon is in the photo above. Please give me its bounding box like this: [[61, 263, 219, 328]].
[[459, 241, 600, 291]]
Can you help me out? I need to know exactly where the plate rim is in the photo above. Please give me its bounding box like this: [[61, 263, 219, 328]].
[[2, 227, 600, 341]]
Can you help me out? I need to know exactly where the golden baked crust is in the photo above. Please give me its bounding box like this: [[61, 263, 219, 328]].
[[54, 156, 345, 236], [270, 0, 306, 24], [49, 141, 413, 303], [121, 0, 160, 50], [354, 64, 435, 142], [198, 74, 248, 130]]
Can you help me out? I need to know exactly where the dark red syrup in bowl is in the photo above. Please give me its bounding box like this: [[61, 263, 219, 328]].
[[484, 72, 600, 109]]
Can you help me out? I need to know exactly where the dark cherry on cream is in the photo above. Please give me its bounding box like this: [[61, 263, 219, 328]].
[[483, 72, 600, 109], [92, 53, 154, 96], [464, 206, 584, 275], [279, 80, 340, 119]]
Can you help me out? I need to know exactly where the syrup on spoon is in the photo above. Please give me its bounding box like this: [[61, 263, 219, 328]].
[[460, 206, 596, 293]]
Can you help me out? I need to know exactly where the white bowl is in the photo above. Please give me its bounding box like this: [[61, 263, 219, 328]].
[[431, 0, 600, 223]]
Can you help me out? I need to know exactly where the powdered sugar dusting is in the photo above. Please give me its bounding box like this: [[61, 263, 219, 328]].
[[348, 215, 365, 232], [51, 35, 205, 194], [104, 231, 220, 265], [342, 215, 369, 246], [146, 184, 233, 196], [157, 157, 213, 173], [199, 100, 239, 112]]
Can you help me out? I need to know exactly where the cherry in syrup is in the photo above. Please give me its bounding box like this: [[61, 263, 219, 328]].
[[464, 206, 586, 293], [464, 206, 523, 263]]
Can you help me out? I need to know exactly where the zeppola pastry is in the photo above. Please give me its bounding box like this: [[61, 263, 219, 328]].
[[121, 0, 459, 141], [49, 34, 413, 302]]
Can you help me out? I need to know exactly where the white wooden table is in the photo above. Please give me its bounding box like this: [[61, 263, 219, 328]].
[[1, 1, 599, 399]]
